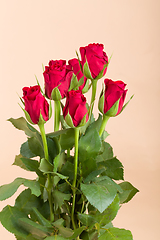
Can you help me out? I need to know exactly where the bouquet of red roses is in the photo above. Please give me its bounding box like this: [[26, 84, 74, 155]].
[[0, 43, 138, 240]]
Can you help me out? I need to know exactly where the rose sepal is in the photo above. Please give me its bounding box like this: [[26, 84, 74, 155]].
[[83, 57, 93, 80], [68, 72, 90, 93], [76, 51, 82, 71], [38, 100, 52, 125], [74, 52, 90, 93], [48, 100, 52, 120], [78, 112, 89, 127], [105, 99, 120, 117], [82, 78, 90, 94], [92, 54, 112, 81], [38, 112, 47, 125], [98, 87, 105, 114], [50, 86, 62, 101], [98, 83, 123, 117], [77, 76, 84, 89], [64, 110, 89, 128], [17, 93, 25, 106], [35, 75, 44, 95], [83, 58, 109, 81], [68, 73, 79, 91], [19, 100, 52, 125], [94, 62, 108, 80], [64, 111, 75, 128], [68, 73, 84, 91], [19, 105, 36, 125], [118, 94, 134, 115]]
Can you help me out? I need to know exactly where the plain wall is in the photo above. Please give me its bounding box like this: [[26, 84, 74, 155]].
[[0, 0, 160, 239]]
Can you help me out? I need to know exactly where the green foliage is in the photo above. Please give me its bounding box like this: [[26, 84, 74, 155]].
[[86, 114, 109, 140], [96, 141, 113, 162], [79, 128, 101, 177], [15, 189, 42, 215], [79, 128, 101, 161], [61, 161, 74, 180], [1, 97, 138, 239], [13, 155, 43, 177], [81, 177, 120, 213], [118, 181, 139, 204], [0, 178, 41, 201], [98, 227, 133, 240], [78, 194, 119, 229], [18, 218, 53, 239], [47, 137, 60, 163], [8, 117, 41, 142], [52, 190, 71, 211], [52, 219, 73, 238], [45, 237, 68, 240], [98, 157, 124, 180], [16, 234, 38, 240], [20, 141, 37, 158], [39, 158, 54, 173], [32, 207, 52, 227], [0, 205, 30, 238], [59, 128, 75, 150], [28, 137, 44, 158]]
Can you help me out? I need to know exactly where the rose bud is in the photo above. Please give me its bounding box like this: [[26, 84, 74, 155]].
[[67, 58, 89, 93], [63, 90, 89, 127], [43, 60, 71, 101], [98, 79, 127, 117], [22, 85, 51, 124], [80, 43, 108, 80]]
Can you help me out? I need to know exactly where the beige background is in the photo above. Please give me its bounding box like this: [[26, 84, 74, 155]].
[[0, 0, 160, 239]]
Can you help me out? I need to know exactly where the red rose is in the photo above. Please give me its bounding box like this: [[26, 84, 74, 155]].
[[67, 58, 87, 91], [43, 60, 71, 100], [99, 79, 127, 117], [63, 90, 89, 127], [22, 85, 49, 124], [80, 43, 108, 79]]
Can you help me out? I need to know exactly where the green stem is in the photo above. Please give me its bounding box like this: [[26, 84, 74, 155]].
[[71, 127, 80, 230], [54, 100, 61, 131], [99, 115, 110, 137], [89, 80, 98, 117], [38, 123, 54, 222], [67, 149, 70, 158], [39, 124, 49, 160]]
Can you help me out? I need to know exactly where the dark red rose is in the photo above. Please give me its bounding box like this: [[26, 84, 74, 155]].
[[43, 60, 71, 99], [80, 43, 108, 79], [99, 79, 127, 116], [63, 90, 89, 127], [22, 85, 49, 124], [67, 58, 87, 91]]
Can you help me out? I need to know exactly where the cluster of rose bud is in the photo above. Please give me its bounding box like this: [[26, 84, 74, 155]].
[[22, 43, 128, 128]]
